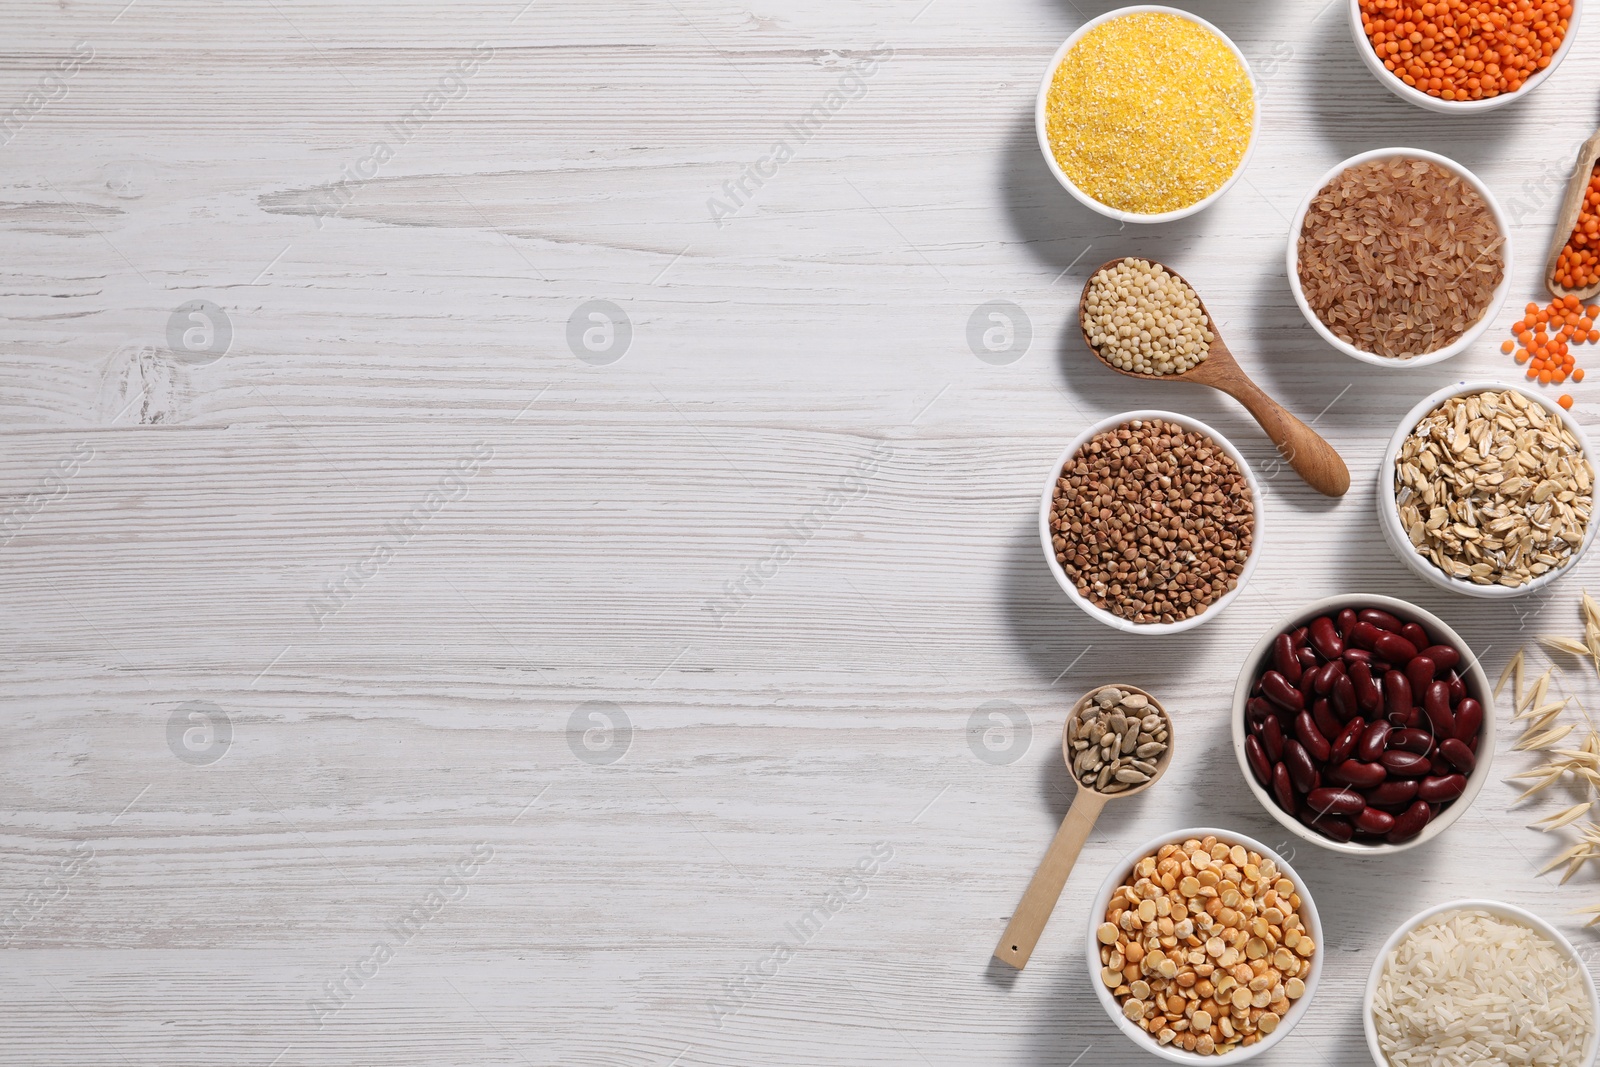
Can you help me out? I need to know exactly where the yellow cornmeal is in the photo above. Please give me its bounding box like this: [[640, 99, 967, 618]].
[[1046, 12, 1254, 215]]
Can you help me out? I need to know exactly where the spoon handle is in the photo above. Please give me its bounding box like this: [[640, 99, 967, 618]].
[[994, 788, 1109, 970], [1212, 372, 1350, 497]]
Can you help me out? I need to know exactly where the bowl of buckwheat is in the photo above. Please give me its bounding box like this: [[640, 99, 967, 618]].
[[1088, 828, 1322, 1062], [1040, 410, 1262, 633], [1381, 381, 1596, 598]]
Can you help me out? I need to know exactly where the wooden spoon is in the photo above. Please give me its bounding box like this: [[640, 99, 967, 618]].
[[1079, 259, 1351, 498], [994, 684, 1173, 971], [1544, 130, 1600, 302]]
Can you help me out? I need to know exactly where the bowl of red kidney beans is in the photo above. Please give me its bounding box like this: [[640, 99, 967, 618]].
[[1230, 595, 1495, 854]]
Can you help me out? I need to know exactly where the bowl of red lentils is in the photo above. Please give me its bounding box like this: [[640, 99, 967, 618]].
[[1039, 411, 1262, 634], [1036, 6, 1259, 223], [1348, 0, 1582, 113], [1087, 828, 1323, 1061]]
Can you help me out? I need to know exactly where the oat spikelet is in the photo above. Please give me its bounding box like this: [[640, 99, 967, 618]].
[[1531, 802, 1595, 831]]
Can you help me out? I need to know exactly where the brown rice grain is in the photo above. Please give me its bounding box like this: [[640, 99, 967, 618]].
[[1297, 158, 1503, 359]]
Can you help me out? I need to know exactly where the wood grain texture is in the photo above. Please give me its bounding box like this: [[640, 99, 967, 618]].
[[4, 0, 1600, 1063]]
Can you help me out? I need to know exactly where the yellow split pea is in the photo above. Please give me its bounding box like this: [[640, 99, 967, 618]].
[[1045, 12, 1254, 215]]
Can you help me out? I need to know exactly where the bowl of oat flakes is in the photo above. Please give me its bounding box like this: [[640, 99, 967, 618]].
[[1381, 382, 1596, 597]]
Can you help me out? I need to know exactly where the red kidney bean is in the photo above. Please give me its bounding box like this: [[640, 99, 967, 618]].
[[1383, 670, 1412, 721], [1359, 608, 1404, 633], [1453, 698, 1483, 745], [1386, 800, 1431, 842], [1419, 645, 1460, 673], [1296, 646, 1320, 669], [1405, 655, 1437, 698], [1438, 737, 1475, 774], [1447, 673, 1466, 703], [1245, 735, 1272, 786], [1312, 659, 1342, 695], [1290, 625, 1308, 648], [1332, 675, 1358, 721], [1357, 720, 1392, 762], [1309, 616, 1343, 660], [1418, 774, 1466, 803], [1373, 631, 1420, 665], [1366, 778, 1419, 807], [1299, 809, 1355, 842], [1284, 740, 1319, 795], [1423, 681, 1455, 738], [1331, 716, 1366, 764], [1352, 661, 1381, 714], [1402, 622, 1431, 650], [1428, 754, 1454, 777], [1246, 699, 1275, 731], [1336, 608, 1358, 637], [1273, 762, 1298, 815], [1295, 712, 1331, 762], [1312, 699, 1342, 743], [1307, 786, 1365, 816], [1261, 671, 1304, 713], [1272, 633, 1301, 681], [1296, 667, 1319, 699], [1381, 750, 1430, 777], [1342, 647, 1375, 667], [1389, 728, 1435, 756], [1354, 807, 1396, 834], [1329, 759, 1387, 788], [1262, 715, 1285, 763], [1347, 620, 1381, 650]]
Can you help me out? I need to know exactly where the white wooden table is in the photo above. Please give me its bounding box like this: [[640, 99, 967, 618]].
[[4, 1, 1600, 1063]]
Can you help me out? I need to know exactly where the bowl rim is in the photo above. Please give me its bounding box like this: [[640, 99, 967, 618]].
[[1285, 147, 1513, 368], [1346, 0, 1584, 114], [1038, 409, 1263, 635], [1377, 380, 1598, 598], [1228, 594, 1497, 855], [1361, 899, 1600, 1067], [1087, 826, 1323, 1064], [1034, 5, 1261, 224]]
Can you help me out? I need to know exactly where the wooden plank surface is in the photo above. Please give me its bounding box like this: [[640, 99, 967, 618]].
[[3, 0, 1600, 1063]]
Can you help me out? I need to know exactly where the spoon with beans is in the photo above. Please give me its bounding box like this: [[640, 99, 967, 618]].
[[1078, 257, 1350, 498], [994, 684, 1173, 970]]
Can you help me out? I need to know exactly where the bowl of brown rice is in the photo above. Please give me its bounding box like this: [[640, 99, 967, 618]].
[[1363, 900, 1598, 1067], [1287, 149, 1511, 368]]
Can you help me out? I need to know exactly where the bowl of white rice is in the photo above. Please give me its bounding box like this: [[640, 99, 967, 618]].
[[1364, 900, 1599, 1067]]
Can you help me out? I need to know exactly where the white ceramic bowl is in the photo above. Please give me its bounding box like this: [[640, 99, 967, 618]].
[[1348, 0, 1584, 114], [1379, 380, 1598, 598], [1231, 594, 1496, 855], [1363, 899, 1600, 1067], [1035, 6, 1260, 223], [1039, 410, 1262, 635], [1088, 827, 1323, 1063], [1286, 148, 1512, 368]]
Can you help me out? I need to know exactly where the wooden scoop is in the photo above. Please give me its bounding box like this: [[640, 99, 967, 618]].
[[1544, 130, 1600, 302], [994, 684, 1173, 971], [1079, 259, 1351, 498]]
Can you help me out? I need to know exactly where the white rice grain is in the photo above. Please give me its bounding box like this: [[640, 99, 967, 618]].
[[1372, 909, 1593, 1067]]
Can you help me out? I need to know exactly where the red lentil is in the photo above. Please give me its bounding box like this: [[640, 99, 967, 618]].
[[1357, 0, 1572, 102]]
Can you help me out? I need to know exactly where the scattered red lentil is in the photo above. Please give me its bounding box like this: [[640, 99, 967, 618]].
[[1554, 162, 1600, 293], [1358, 0, 1573, 102], [1507, 294, 1600, 394]]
